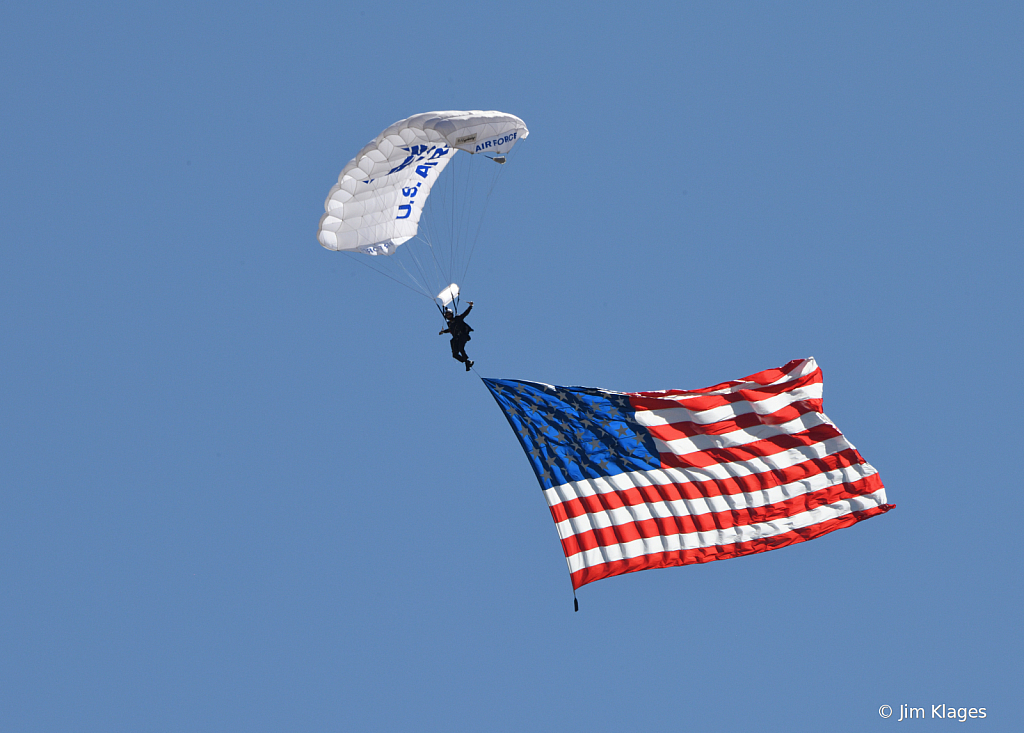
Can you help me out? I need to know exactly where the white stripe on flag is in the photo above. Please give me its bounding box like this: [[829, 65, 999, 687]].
[[541, 434, 860, 507], [655, 411, 835, 456], [676, 356, 821, 396], [564, 489, 889, 575], [550, 463, 879, 540], [633, 381, 824, 427]]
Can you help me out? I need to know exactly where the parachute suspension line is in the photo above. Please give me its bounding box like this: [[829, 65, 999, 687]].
[[448, 149, 501, 289], [443, 151, 464, 292], [341, 251, 434, 301], [359, 162, 454, 303], [340, 139, 517, 307], [419, 149, 474, 297], [416, 145, 511, 298], [409, 232, 453, 301], [460, 155, 507, 286], [459, 151, 485, 284], [419, 154, 448, 286], [454, 152, 472, 286], [403, 242, 429, 291], [393, 252, 435, 301], [417, 152, 459, 292], [447, 152, 462, 287], [343, 173, 437, 301], [443, 150, 483, 295], [402, 237, 441, 298], [428, 151, 468, 295]]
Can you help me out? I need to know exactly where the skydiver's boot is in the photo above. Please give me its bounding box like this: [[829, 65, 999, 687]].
[[466, 360, 473, 371]]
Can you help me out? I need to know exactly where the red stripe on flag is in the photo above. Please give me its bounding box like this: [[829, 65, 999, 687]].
[[626, 354, 819, 401], [548, 447, 874, 523], [658, 424, 849, 469], [642, 398, 823, 441], [631, 358, 813, 398], [556, 473, 885, 559], [567, 504, 894, 590]]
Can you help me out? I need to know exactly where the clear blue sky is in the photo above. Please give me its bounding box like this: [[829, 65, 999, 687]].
[[2, 2, 1021, 731]]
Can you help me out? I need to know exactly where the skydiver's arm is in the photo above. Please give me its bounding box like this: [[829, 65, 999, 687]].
[[439, 327, 451, 335], [462, 302, 473, 317]]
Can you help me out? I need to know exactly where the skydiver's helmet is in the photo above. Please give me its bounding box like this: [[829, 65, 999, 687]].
[[443, 308, 454, 320]]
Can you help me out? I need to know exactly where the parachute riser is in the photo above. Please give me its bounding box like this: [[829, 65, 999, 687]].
[[434, 297, 462, 325]]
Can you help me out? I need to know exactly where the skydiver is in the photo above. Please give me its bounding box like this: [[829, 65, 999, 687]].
[[439, 301, 474, 371]]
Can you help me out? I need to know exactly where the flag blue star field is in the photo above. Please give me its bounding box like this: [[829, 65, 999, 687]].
[[483, 358, 892, 590]]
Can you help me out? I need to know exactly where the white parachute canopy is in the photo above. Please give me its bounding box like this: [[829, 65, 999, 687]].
[[318, 110, 528, 302]]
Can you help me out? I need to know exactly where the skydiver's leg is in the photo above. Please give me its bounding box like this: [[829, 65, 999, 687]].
[[450, 339, 467, 363], [451, 337, 473, 369]]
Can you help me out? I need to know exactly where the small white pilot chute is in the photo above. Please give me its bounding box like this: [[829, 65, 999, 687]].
[[436, 283, 460, 307]]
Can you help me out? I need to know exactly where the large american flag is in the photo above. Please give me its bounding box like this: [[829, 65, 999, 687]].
[[483, 358, 892, 590]]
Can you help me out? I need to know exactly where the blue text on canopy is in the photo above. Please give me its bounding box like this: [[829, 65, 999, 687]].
[[475, 131, 517, 153]]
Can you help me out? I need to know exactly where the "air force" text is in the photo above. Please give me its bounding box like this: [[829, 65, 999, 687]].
[[474, 131, 517, 153]]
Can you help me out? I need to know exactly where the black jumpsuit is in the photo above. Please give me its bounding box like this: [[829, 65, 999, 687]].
[[440, 303, 474, 369]]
